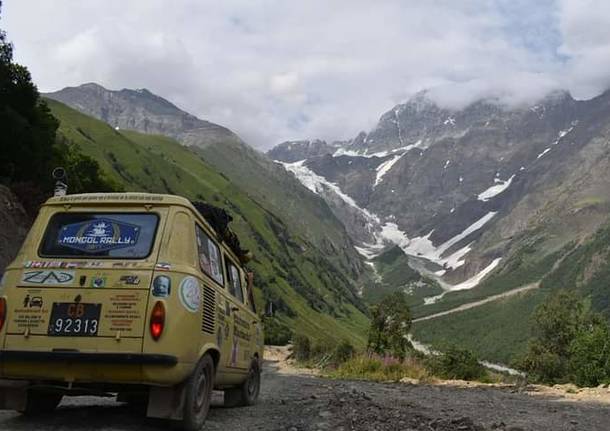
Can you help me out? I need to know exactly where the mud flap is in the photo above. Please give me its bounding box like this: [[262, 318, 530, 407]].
[[0, 380, 28, 411], [146, 384, 186, 420]]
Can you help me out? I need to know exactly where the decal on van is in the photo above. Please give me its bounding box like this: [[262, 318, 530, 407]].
[[21, 270, 75, 285], [152, 276, 171, 297], [24, 260, 103, 269], [179, 276, 201, 313], [56, 218, 140, 253], [91, 276, 106, 288]]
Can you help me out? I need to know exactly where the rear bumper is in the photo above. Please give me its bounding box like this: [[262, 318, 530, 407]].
[[0, 350, 178, 366]]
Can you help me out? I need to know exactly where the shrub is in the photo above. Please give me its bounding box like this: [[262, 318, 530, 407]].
[[310, 338, 334, 359], [292, 334, 312, 362], [367, 292, 412, 360], [520, 290, 610, 386], [333, 340, 355, 364], [330, 353, 431, 382], [429, 347, 486, 381], [568, 320, 610, 387], [263, 317, 292, 345]]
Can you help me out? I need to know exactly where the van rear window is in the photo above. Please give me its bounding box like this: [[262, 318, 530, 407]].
[[39, 213, 159, 258]]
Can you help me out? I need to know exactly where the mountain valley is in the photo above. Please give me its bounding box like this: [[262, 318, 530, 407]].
[[269, 90, 610, 362], [42, 82, 610, 364]]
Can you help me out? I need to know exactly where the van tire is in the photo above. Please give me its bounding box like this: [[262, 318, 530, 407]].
[[181, 353, 215, 431], [20, 390, 63, 416], [224, 359, 261, 407]]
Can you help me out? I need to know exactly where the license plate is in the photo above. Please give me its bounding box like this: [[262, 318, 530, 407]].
[[48, 302, 102, 336]]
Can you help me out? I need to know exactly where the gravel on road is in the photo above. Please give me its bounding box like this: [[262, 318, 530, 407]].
[[1, 358, 609, 430]]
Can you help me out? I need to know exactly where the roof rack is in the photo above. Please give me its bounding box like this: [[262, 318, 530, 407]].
[[191, 201, 251, 264]]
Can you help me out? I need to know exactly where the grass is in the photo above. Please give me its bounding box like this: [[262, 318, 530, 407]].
[[46, 98, 370, 347], [328, 355, 432, 382], [326, 352, 513, 385]]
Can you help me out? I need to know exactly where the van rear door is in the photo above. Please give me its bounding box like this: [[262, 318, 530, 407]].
[[3, 210, 166, 353]]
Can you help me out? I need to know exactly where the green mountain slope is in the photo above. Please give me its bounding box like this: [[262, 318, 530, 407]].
[[46, 98, 369, 346], [412, 288, 548, 365], [413, 221, 610, 365]]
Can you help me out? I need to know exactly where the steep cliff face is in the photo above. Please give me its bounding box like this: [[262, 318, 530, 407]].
[[270, 90, 610, 303], [0, 185, 29, 271]]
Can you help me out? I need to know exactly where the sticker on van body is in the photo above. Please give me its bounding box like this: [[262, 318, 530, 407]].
[[152, 276, 171, 297], [21, 270, 75, 285], [179, 276, 201, 313], [57, 218, 140, 253]]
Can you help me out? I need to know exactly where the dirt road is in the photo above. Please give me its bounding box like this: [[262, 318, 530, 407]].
[[1, 350, 610, 430], [414, 283, 540, 323]]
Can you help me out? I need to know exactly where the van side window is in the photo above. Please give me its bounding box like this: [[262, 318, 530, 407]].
[[225, 258, 244, 303], [246, 272, 256, 313], [195, 225, 224, 285]]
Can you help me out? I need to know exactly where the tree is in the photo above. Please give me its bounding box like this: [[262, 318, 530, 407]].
[[520, 290, 586, 382], [521, 290, 610, 386], [569, 314, 610, 387], [0, 4, 59, 189], [0, 3, 119, 215], [367, 291, 412, 360], [430, 347, 486, 381]]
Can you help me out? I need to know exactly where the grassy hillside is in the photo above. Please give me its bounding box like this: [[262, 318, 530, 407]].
[[411, 231, 566, 319], [412, 288, 549, 365], [413, 222, 610, 365], [186, 136, 368, 288], [46, 98, 370, 346], [541, 222, 610, 317]]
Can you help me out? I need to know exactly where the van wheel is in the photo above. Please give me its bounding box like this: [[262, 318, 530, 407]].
[[181, 353, 215, 431], [20, 390, 63, 416], [224, 359, 261, 407]]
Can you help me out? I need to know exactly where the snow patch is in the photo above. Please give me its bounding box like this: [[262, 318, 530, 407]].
[[448, 258, 502, 291], [536, 126, 576, 160], [477, 175, 515, 202], [277, 160, 379, 224], [332, 141, 425, 159], [443, 116, 456, 126], [443, 160, 451, 169], [374, 154, 404, 187], [401, 212, 497, 270], [537, 148, 551, 159]]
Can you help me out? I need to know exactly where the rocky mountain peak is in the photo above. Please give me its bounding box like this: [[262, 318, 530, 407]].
[[45, 82, 240, 148], [267, 139, 338, 163], [269, 88, 610, 301]]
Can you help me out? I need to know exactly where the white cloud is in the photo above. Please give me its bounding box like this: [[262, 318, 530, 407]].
[[2, 1, 610, 149]]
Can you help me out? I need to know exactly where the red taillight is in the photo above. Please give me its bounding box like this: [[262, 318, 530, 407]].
[[0, 298, 6, 333], [149, 301, 165, 341]]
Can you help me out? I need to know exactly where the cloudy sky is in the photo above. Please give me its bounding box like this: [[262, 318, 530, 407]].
[[4, 0, 610, 149]]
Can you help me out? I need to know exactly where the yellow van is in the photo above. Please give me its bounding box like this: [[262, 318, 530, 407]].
[[0, 193, 264, 430]]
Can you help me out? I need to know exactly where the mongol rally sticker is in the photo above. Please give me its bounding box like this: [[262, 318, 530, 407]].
[[57, 218, 140, 252]]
